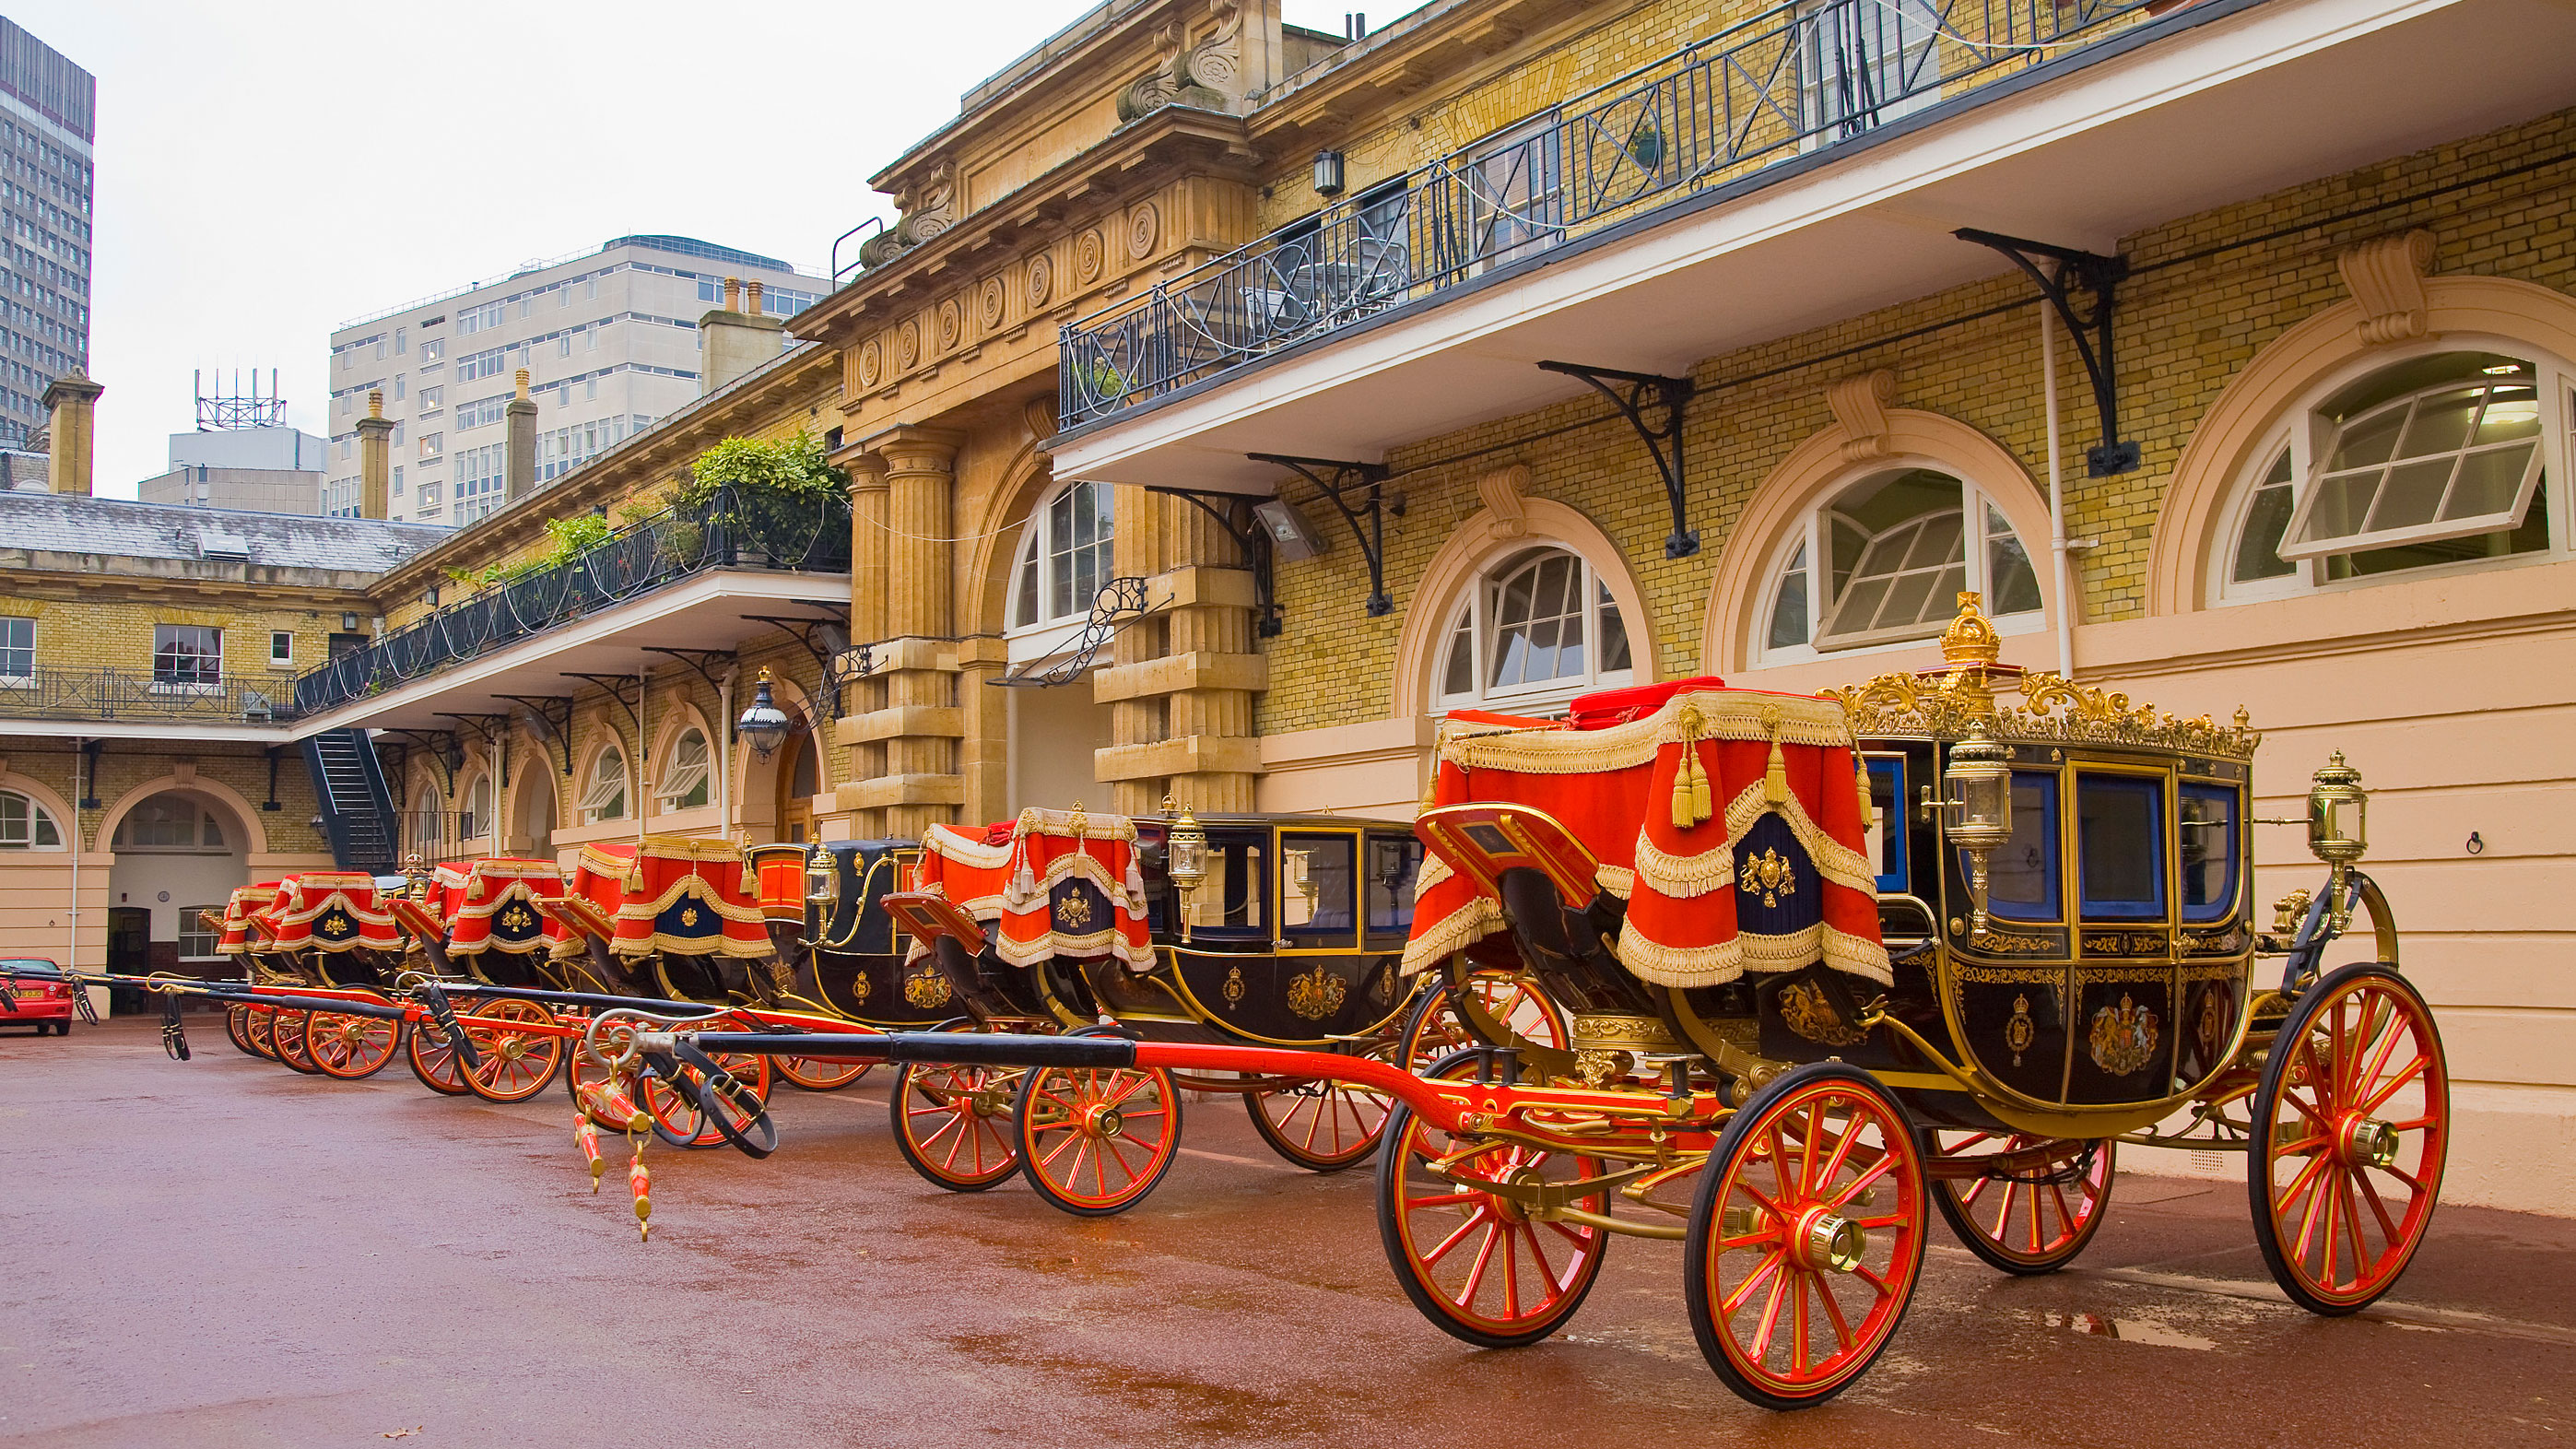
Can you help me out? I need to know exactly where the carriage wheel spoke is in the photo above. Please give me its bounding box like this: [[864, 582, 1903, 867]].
[[2361, 1054, 2431, 1114], [1721, 1246, 1784, 1316]]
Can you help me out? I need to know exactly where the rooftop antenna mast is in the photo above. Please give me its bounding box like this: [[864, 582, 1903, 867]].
[[194, 368, 288, 430]]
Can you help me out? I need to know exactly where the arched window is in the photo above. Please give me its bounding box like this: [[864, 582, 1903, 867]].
[[653, 727, 711, 811], [112, 795, 229, 854], [1008, 479, 1116, 637], [1758, 467, 2040, 663], [577, 745, 629, 824], [2220, 349, 2565, 603], [458, 773, 495, 842], [1433, 547, 1634, 712], [0, 788, 64, 850], [411, 784, 445, 854]]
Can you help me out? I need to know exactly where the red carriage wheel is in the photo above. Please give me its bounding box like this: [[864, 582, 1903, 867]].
[[640, 1047, 772, 1149], [1925, 1133, 2114, 1275], [1246, 1063, 1394, 1172], [1014, 1062, 1183, 1216], [308, 1008, 403, 1081], [270, 1010, 324, 1075], [223, 1004, 260, 1058], [889, 1047, 1026, 1192], [458, 998, 569, 1103], [1375, 1056, 1610, 1348], [1398, 967, 1568, 1071], [1684, 1063, 1925, 1410], [775, 1054, 872, 1092], [2249, 963, 2447, 1315], [243, 1006, 280, 1062], [404, 1013, 474, 1096]]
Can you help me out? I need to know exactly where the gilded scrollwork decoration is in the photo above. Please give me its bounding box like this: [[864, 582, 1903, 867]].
[[1285, 962, 1347, 1021]]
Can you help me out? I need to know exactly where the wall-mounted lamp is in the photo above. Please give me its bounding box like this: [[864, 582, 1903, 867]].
[[424, 587, 441, 607], [1312, 150, 1347, 198], [1253, 498, 1329, 561], [341, 613, 361, 631], [736, 668, 792, 759]]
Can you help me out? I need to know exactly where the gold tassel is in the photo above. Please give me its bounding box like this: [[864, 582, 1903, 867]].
[[1761, 703, 1790, 807], [1856, 756, 1876, 831], [1671, 704, 1712, 829]]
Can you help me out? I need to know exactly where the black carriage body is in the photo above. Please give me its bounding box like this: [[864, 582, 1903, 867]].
[[797, 840, 963, 1028], [1829, 732, 2257, 1135]]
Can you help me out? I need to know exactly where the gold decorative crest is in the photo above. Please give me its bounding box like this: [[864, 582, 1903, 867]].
[[679, 906, 701, 928], [1778, 978, 1866, 1047], [903, 967, 952, 1008], [500, 904, 535, 932], [1055, 891, 1094, 929], [1221, 965, 1246, 1007], [1286, 963, 1347, 1021], [321, 912, 351, 937], [850, 967, 873, 1004], [2088, 993, 2159, 1076], [2006, 992, 2036, 1066], [1738, 846, 1798, 909]]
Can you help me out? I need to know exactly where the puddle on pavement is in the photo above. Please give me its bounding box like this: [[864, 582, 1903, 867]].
[[2031, 1309, 2217, 1349]]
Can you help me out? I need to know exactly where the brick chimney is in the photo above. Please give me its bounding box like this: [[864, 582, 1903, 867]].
[[698, 274, 787, 397], [41, 370, 101, 498], [355, 390, 394, 519], [505, 368, 537, 503]]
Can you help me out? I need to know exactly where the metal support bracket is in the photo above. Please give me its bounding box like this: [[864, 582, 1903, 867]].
[[1144, 487, 1282, 637], [640, 647, 736, 692], [1248, 453, 1394, 616], [435, 713, 511, 782], [1537, 360, 1698, 558], [497, 695, 576, 777], [385, 729, 459, 795], [560, 674, 641, 736], [79, 738, 101, 808], [992, 577, 1155, 689], [1954, 228, 2139, 477], [262, 747, 283, 812], [745, 612, 858, 716]]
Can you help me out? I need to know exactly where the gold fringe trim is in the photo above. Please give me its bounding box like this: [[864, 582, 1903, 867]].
[[1595, 865, 1636, 899], [1443, 689, 1853, 776], [921, 824, 1015, 870], [608, 874, 766, 926], [575, 843, 638, 877], [636, 833, 747, 863], [993, 925, 1152, 972], [1399, 895, 1503, 976], [1721, 782, 1875, 895], [1613, 921, 1894, 988], [1630, 829, 1734, 899], [608, 929, 770, 960], [1014, 806, 1137, 843]]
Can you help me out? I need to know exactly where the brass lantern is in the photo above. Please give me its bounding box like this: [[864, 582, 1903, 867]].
[[1940, 720, 2015, 934], [805, 840, 839, 913], [2304, 751, 2368, 866], [1165, 801, 1207, 935]]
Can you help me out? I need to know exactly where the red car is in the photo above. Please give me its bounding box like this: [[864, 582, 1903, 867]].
[[0, 958, 75, 1035]]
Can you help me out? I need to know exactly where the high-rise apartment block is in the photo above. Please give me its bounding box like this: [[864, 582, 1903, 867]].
[[323, 235, 824, 524], [0, 19, 93, 446]]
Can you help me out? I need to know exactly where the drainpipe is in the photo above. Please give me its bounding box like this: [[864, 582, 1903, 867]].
[[636, 668, 649, 850], [717, 670, 735, 845], [489, 736, 504, 856], [2041, 272, 2076, 681], [67, 736, 82, 1012]]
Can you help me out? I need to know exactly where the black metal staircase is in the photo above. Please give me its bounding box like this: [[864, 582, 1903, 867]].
[[302, 728, 397, 874]]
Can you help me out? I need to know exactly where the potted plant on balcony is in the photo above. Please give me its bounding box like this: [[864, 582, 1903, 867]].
[[679, 432, 849, 570]]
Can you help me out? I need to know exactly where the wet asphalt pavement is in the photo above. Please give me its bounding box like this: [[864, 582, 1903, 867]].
[[2, 1018, 2569, 1447]]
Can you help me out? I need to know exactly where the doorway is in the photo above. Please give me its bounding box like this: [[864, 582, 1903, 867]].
[[775, 729, 817, 844], [106, 907, 151, 1014]]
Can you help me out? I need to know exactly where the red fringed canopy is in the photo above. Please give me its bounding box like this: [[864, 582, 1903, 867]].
[[1405, 683, 1888, 989], [263, 872, 404, 954], [912, 807, 1152, 971], [441, 857, 568, 957], [214, 882, 283, 956], [602, 836, 770, 960]]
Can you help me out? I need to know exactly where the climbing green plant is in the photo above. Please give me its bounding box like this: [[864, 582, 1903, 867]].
[[678, 431, 846, 509], [448, 512, 617, 587]]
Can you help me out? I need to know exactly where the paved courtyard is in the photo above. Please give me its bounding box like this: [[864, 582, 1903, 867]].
[[2, 1018, 2569, 1447]]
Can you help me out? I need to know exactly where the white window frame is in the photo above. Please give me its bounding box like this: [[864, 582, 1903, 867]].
[[0, 614, 31, 681], [0, 787, 64, 850], [458, 772, 495, 843], [1005, 479, 1119, 666], [177, 904, 224, 960], [112, 795, 228, 854], [411, 784, 446, 854], [2217, 341, 2571, 607], [1431, 545, 1636, 714], [653, 727, 711, 810], [1753, 465, 2044, 668], [268, 630, 292, 666], [151, 624, 223, 689], [577, 746, 629, 823]]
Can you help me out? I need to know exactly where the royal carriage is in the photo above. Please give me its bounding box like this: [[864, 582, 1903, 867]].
[[603, 593, 2442, 1408]]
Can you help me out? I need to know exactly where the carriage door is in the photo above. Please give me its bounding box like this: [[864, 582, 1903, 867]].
[[1274, 829, 1362, 1028]]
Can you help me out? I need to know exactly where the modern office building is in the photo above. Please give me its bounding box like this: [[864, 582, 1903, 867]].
[[0, 18, 93, 446], [135, 423, 326, 514], [323, 235, 825, 525]]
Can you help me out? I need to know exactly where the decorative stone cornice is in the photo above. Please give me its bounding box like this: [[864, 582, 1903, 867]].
[[1475, 463, 1530, 538], [2336, 230, 2437, 347], [1825, 369, 1898, 462]]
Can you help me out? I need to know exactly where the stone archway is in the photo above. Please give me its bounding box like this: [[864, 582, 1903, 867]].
[[102, 786, 251, 977]]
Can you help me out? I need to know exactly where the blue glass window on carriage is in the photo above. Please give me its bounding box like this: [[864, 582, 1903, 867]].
[[2179, 783, 2241, 923], [1976, 772, 2060, 922], [1281, 832, 1359, 948], [2078, 774, 2167, 920], [1865, 757, 1907, 893], [1366, 834, 1422, 936]]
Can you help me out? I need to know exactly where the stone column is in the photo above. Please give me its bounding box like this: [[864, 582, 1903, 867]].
[[835, 426, 966, 840], [505, 370, 538, 502], [1091, 490, 1264, 817], [41, 370, 101, 497], [836, 447, 890, 829], [355, 391, 394, 519]]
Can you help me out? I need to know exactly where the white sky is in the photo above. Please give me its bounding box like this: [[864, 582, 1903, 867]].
[[18, 0, 1368, 498]]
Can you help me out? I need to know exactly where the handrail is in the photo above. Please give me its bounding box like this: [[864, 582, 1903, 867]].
[[0, 667, 300, 724], [1059, 0, 2167, 429], [289, 485, 853, 718]]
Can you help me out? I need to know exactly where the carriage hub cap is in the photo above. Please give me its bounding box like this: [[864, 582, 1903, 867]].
[[1080, 1104, 1126, 1140], [2339, 1115, 2400, 1169], [1795, 1208, 1867, 1273]]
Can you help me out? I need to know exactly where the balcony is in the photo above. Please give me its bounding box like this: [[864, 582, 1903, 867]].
[[1050, 0, 2570, 493], [0, 668, 300, 725], [1061, 0, 2172, 431], [292, 486, 852, 719]]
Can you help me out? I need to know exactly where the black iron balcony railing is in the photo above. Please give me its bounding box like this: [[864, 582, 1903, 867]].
[[292, 485, 852, 717], [1061, 0, 2166, 428], [0, 667, 301, 724]]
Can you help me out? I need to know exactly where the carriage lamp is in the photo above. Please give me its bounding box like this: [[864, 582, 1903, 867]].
[[1936, 721, 2014, 934], [2304, 751, 2369, 934], [1166, 803, 1208, 937], [805, 840, 839, 913], [736, 669, 792, 760]]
